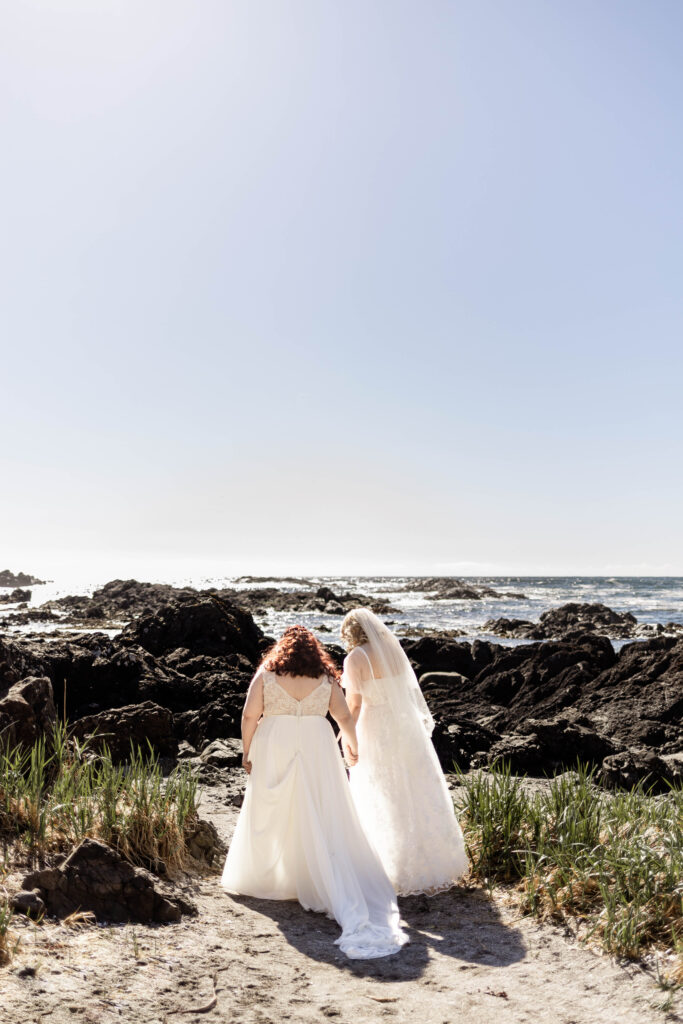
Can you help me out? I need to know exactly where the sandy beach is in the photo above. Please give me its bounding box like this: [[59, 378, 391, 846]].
[[2, 778, 681, 1024]]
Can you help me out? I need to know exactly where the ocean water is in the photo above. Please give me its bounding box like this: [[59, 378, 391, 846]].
[[2, 573, 682, 646]]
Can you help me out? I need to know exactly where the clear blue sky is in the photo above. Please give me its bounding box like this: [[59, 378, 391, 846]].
[[2, 0, 682, 577]]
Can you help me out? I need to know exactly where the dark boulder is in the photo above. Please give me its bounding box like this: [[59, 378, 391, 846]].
[[476, 733, 546, 774], [0, 676, 56, 747], [122, 596, 265, 663], [431, 717, 499, 770], [599, 748, 683, 794], [0, 588, 31, 604], [174, 697, 243, 749], [23, 838, 197, 923], [226, 585, 398, 617], [401, 637, 477, 679], [468, 634, 617, 726], [533, 602, 638, 639], [10, 889, 45, 919], [577, 636, 683, 753], [0, 570, 45, 587], [161, 648, 254, 677], [69, 701, 177, 761], [482, 617, 535, 638], [185, 818, 227, 868], [199, 737, 242, 768], [418, 672, 471, 723], [0, 633, 183, 720], [481, 715, 618, 774]]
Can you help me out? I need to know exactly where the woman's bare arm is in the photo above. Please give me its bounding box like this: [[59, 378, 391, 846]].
[[329, 679, 359, 766], [241, 671, 265, 772], [345, 691, 363, 724]]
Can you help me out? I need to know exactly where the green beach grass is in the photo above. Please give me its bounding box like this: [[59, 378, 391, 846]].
[[456, 762, 683, 986], [0, 722, 201, 963], [0, 722, 199, 869]]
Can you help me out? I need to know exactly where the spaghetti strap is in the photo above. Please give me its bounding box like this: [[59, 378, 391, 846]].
[[358, 647, 375, 679]]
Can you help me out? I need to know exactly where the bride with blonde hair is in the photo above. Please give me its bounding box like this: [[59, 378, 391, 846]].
[[340, 608, 468, 896]]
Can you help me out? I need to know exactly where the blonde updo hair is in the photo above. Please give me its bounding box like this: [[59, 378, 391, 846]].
[[340, 611, 368, 651]]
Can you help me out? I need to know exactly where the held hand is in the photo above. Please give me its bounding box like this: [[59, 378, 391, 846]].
[[343, 741, 358, 767], [242, 756, 252, 774]]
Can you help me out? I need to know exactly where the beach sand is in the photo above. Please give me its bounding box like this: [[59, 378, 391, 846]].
[[1, 780, 680, 1024]]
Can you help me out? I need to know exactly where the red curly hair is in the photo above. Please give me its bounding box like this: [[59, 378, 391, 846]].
[[261, 625, 340, 681]]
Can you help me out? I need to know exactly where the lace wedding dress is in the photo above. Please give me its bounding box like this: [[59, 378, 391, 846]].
[[342, 611, 469, 896], [221, 670, 408, 959]]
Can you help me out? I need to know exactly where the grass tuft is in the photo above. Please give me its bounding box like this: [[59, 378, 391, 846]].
[[456, 762, 683, 986], [0, 721, 200, 873], [0, 900, 17, 966]]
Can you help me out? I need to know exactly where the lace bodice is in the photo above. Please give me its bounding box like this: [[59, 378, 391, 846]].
[[262, 672, 332, 717]]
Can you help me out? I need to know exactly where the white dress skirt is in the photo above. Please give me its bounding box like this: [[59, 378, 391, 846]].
[[221, 672, 408, 960], [344, 651, 469, 896]]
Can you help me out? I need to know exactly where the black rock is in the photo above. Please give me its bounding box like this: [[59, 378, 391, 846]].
[[0, 570, 45, 587], [599, 748, 683, 794], [23, 838, 197, 923], [70, 701, 178, 762], [0, 588, 31, 604], [122, 595, 265, 662]]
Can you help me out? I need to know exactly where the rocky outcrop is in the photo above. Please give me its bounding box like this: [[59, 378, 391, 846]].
[[482, 617, 535, 638], [22, 839, 197, 923], [0, 588, 31, 604], [10, 889, 45, 919], [403, 577, 526, 600], [44, 579, 202, 623], [484, 602, 683, 642], [226, 585, 398, 617], [576, 636, 683, 753], [0, 633, 185, 720], [1, 578, 680, 789], [37, 579, 398, 629], [70, 701, 177, 762], [185, 818, 227, 867], [535, 603, 637, 637], [0, 570, 45, 587], [0, 594, 268, 754], [402, 637, 479, 680], [479, 715, 619, 774], [598, 748, 683, 794], [122, 595, 266, 662], [430, 717, 500, 770], [0, 676, 56, 747], [465, 634, 617, 730]]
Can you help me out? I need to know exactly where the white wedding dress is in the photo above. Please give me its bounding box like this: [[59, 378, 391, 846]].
[[342, 612, 469, 896], [221, 671, 408, 959]]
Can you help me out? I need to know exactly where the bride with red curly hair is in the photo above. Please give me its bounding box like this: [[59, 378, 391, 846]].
[[221, 625, 407, 960]]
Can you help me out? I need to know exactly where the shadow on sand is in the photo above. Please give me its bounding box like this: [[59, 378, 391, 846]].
[[228, 885, 527, 982]]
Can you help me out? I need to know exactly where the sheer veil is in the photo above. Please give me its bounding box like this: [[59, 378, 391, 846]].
[[343, 608, 435, 736]]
